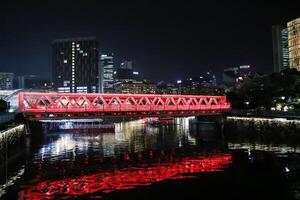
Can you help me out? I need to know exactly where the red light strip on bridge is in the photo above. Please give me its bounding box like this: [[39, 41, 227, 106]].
[[18, 92, 230, 115]]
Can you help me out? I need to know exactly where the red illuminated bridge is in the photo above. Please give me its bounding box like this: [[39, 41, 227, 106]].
[[18, 92, 231, 119]]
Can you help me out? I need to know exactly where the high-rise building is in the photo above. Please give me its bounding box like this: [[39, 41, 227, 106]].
[[272, 25, 289, 72], [99, 54, 114, 93], [0, 72, 14, 90], [52, 37, 99, 93], [199, 71, 217, 88], [288, 17, 300, 71]]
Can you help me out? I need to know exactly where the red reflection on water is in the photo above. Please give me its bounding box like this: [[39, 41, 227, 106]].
[[20, 154, 231, 199]]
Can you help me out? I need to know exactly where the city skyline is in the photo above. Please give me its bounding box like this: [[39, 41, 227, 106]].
[[1, 1, 300, 82]]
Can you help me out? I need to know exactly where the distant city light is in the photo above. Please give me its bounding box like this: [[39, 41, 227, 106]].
[[200, 76, 203, 79], [177, 80, 182, 84], [189, 78, 192, 81], [240, 65, 250, 69], [133, 72, 139, 75], [285, 167, 290, 173]]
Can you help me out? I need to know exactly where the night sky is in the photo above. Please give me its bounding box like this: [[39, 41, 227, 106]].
[[1, 0, 299, 82]]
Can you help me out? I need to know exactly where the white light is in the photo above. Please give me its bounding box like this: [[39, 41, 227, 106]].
[[133, 71, 139, 75], [240, 65, 250, 69], [177, 80, 182, 84], [200, 76, 203, 79], [285, 167, 290, 173]]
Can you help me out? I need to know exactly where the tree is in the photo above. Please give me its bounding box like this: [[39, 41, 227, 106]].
[[0, 99, 9, 112]]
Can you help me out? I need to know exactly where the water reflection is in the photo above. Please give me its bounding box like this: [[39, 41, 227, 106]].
[[21, 150, 231, 199], [3, 117, 300, 199], [16, 118, 230, 199]]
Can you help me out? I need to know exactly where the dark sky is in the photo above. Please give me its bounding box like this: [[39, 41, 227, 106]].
[[1, 0, 299, 82]]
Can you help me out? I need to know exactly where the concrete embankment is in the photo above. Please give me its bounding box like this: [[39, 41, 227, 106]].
[[0, 124, 27, 164]]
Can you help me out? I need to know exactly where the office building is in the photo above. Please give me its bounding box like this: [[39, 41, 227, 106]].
[[114, 60, 142, 84], [114, 80, 156, 94], [288, 17, 300, 71], [52, 37, 99, 93], [272, 25, 289, 72], [199, 71, 217, 88], [17, 75, 52, 90], [100, 54, 114, 93], [0, 72, 14, 90]]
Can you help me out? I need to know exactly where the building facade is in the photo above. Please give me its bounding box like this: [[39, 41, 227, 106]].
[[99, 54, 114, 93], [272, 25, 289, 72], [288, 17, 300, 71], [114, 80, 156, 94], [0, 72, 14, 90], [52, 37, 99, 93]]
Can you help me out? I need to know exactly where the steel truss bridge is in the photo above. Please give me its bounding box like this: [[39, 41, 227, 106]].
[[18, 92, 231, 119]]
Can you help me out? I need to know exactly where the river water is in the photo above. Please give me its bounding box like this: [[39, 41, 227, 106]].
[[1, 117, 300, 200]]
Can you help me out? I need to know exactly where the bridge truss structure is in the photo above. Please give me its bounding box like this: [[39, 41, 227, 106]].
[[18, 92, 231, 119]]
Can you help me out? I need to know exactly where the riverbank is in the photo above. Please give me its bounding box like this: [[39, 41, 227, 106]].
[[0, 124, 27, 188], [230, 110, 300, 120]]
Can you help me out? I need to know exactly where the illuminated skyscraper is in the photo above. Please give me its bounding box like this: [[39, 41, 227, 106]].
[[272, 25, 289, 72], [52, 37, 99, 93], [100, 53, 114, 93], [288, 17, 300, 71]]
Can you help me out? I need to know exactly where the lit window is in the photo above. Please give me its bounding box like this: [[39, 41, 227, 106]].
[[76, 44, 80, 47], [63, 60, 67, 63]]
